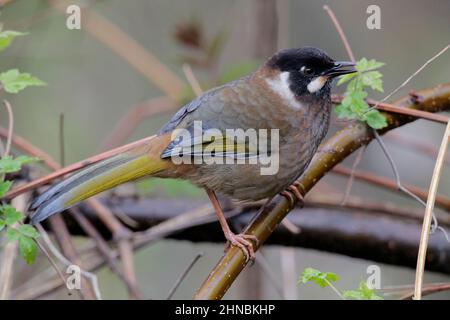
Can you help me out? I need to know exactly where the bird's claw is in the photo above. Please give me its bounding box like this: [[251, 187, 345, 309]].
[[224, 232, 258, 263], [280, 181, 304, 208]]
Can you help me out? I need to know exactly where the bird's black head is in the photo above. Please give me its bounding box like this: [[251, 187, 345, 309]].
[[266, 46, 356, 100]]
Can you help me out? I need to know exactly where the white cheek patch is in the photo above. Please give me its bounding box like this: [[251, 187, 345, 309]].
[[266, 72, 303, 110], [307, 76, 328, 93]]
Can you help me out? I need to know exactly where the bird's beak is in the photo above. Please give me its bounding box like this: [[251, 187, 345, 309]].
[[322, 61, 357, 77]]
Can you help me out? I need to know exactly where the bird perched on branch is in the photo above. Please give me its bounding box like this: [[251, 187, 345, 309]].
[[29, 47, 355, 261]]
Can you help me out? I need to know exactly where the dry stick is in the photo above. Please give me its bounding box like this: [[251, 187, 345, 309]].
[[340, 146, 366, 205], [332, 165, 450, 211], [368, 43, 450, 112], [100, 97, 176, 151], [193, 84, 450, 300], [322, 5, 366, 208], [2, 100, 13, 156], [69, 207, 142, 298], [35, 224, 102, 299], [387, 132, 450, 166], [402, 282, 450, 300], [323, 5, 355, 63], [182, 64, 203, 97], [166, 252, 204, 300], [414, 119, 450, 300]]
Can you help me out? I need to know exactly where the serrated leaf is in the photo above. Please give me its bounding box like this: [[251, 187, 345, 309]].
[[335, 103, 357, 119], [363, 59, 385, 72], [299, 267, 339, 288], [18, 224, 40, 238], [363, 110, 388, 129], [360, 71, 383, 92], [0, 69, 46, 94], [0, 155, 39, 173], [19, 235, 38, 265], [337, 72, 358, 86], [0, 180, 12, 197], [0, 30, 27, 52], [343, 281, 384, 300], [2, 205, 24, 225], [6, 227, 20, 241]]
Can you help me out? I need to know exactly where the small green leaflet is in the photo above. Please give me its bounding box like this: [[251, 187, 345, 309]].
[[335, 57, 387, 129], [18, 224, 40, 238], [0, 30, 28, 52], [19, 235, 38, 265], [0, 180, 12, 197], [0, 69, 46, 94], [299, 267, 339, 288], [343, 281, 384, 300], [1, 205, 25, 225], [0, 155, 39, 174], [3, 224, 40, 265]]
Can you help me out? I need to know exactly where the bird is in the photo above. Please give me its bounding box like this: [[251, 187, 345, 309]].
[[29, 47, 356, 261]]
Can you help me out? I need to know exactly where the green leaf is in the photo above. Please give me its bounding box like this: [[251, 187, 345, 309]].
[[6, 227, 20, 241], [2, 205, 24, 225], [0, 69, 46, 94], [0, 155, 39, 173], [0, 220, 5, 232], [360, 71, 383, 92], [335, 103, 357, 119], [0, 30, 27, 52], [343, 281, 384, 300], [299, 267, 339, 288], [0, 180, 12, 197], [18, 224, 40, 238], [363, 110, 388, 129], [19, 235, 38, 265], [336, 72, 358, 86]]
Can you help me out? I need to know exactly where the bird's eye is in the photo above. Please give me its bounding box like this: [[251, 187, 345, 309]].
[[300, 66, 314, 75]]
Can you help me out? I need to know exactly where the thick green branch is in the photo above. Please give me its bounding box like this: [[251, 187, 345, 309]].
[[193, 83, 450, 300]]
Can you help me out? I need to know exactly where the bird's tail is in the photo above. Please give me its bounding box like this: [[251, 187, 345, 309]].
[[29, 136, 170, 224]]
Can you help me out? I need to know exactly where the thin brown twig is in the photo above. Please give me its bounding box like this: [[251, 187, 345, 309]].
[[182, 63, 203, 96], [323, 5, 355, 63], [99, 97, 175, 151], [340, 146, 366, 205], [166, 252, 204, 299], [2, 100, 14, 157], [368, 43, 450, 112], [332, 165, 450, 211]]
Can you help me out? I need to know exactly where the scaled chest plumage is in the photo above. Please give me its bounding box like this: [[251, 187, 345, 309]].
[[158, 71, 331, 200]]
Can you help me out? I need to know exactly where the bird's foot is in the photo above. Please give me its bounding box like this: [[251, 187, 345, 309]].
[[280, 181, 305, 208], [224, 232, 258, 262]]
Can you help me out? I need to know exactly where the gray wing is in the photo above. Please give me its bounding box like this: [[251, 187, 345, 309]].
[[158, 78, 258, 160], [158, 84, 228, 135]]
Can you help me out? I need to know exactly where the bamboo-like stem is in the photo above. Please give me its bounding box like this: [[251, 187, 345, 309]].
[[414, 119, 450, 300], [193, 83, 450, 300]]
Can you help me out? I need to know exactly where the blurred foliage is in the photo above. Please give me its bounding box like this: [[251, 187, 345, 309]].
[[0, 27, 43, 265], [335, 58, 387, 129]]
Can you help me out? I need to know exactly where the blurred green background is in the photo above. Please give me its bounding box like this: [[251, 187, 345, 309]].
[[1, 0, 450, 299]]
